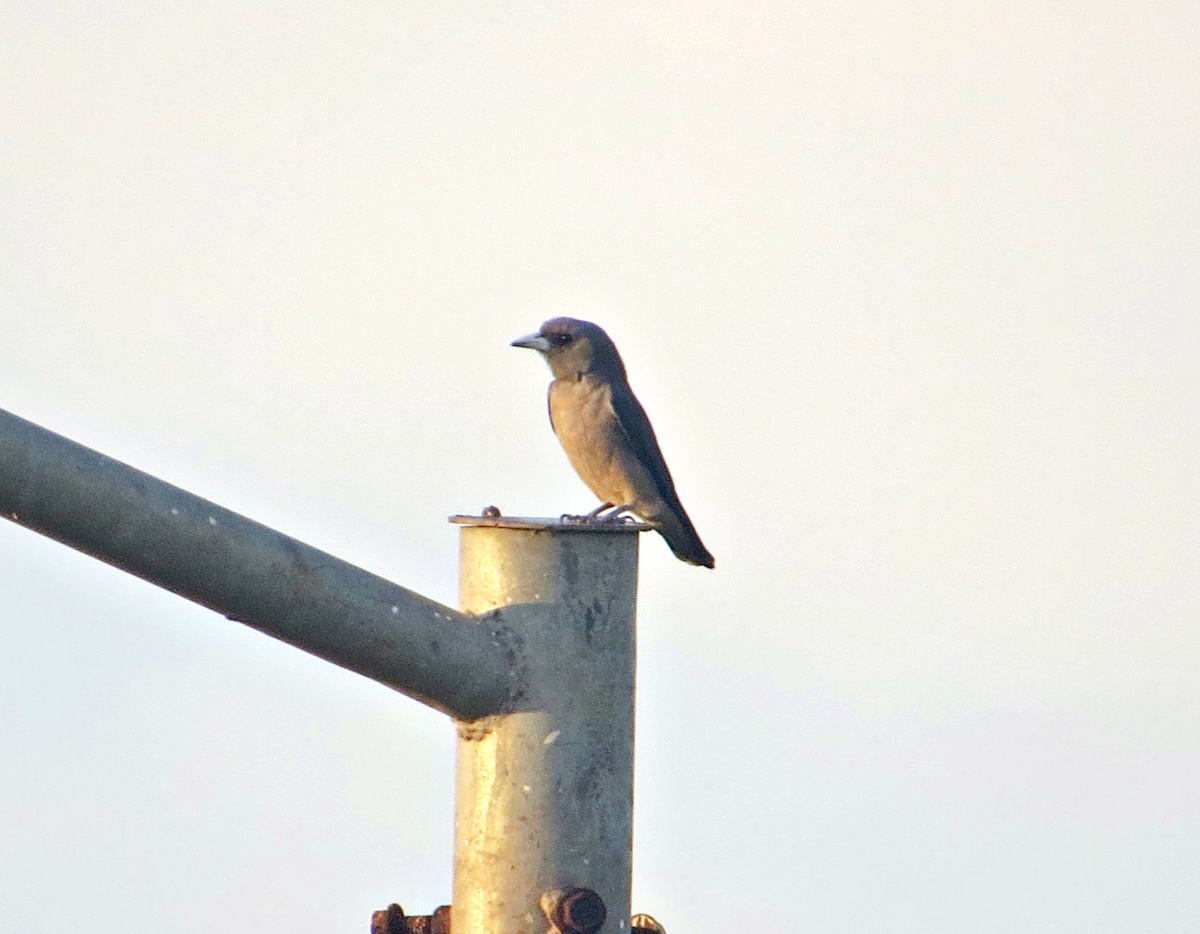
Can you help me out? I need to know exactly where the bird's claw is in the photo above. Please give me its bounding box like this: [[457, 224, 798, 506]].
[[597, 504, 638, 524], [560, 504, 637, 525]]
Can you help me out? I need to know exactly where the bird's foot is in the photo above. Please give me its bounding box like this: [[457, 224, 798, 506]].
[[560, 503, 610, 524], [595, 504, 638, 524], [559, 501, 638, 523], [560, 503, 639, 525]]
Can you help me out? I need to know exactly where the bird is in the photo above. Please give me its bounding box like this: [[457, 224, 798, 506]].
[[511, 317, 715, 568]]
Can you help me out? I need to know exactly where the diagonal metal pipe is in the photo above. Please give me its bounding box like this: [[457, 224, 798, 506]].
[[0, 406, 514, 721]]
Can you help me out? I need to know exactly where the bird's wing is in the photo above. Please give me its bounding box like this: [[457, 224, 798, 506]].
[[607, 380, 681, 505], [611, 384, 714, 567]]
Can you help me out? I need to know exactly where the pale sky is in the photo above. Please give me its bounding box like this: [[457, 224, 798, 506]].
[[2, 2, 1198, 932]]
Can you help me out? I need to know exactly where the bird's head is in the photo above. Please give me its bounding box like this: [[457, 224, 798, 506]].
[[511, 317, 627, 382]]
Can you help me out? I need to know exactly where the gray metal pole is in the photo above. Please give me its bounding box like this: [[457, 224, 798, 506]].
[[0, 407, 513, 720], [452, 516, 642, 934], [1, 405, 649, 929]]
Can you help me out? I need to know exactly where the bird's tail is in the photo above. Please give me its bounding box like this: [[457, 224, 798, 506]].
[[649, 502, 715, 568]]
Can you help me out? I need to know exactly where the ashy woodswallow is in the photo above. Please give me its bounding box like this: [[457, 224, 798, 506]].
[[512, 317, 715, 568]]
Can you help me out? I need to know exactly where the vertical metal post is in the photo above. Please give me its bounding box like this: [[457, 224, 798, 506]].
[[452, 518, 642, 934]]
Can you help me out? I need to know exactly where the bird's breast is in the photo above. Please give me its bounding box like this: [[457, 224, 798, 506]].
[[548, 376, 647, 507]]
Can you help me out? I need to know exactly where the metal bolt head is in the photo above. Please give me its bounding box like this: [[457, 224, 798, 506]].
[[429, 905, 452, 934], [370, 903, 407, 934], [631, 913, 666, 933]]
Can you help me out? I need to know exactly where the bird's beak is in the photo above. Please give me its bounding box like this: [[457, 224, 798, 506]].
[[511, 333, 552, 353]]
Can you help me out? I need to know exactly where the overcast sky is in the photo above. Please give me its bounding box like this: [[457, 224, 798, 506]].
[[2, 1, 1197, 932]]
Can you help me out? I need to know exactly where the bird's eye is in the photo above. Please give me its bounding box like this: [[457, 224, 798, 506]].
[[551, 333, 573, 346]]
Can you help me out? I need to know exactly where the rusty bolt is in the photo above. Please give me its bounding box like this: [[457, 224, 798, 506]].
[[549, 887, 607, 934], [429, 905, 452, 934], [370, 903, 407, 934], [482, 505, 502, 517], [631, 913, 666, 933]]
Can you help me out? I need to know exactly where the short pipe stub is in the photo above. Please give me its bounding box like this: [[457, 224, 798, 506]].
[[542, 888, 608, 934]]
